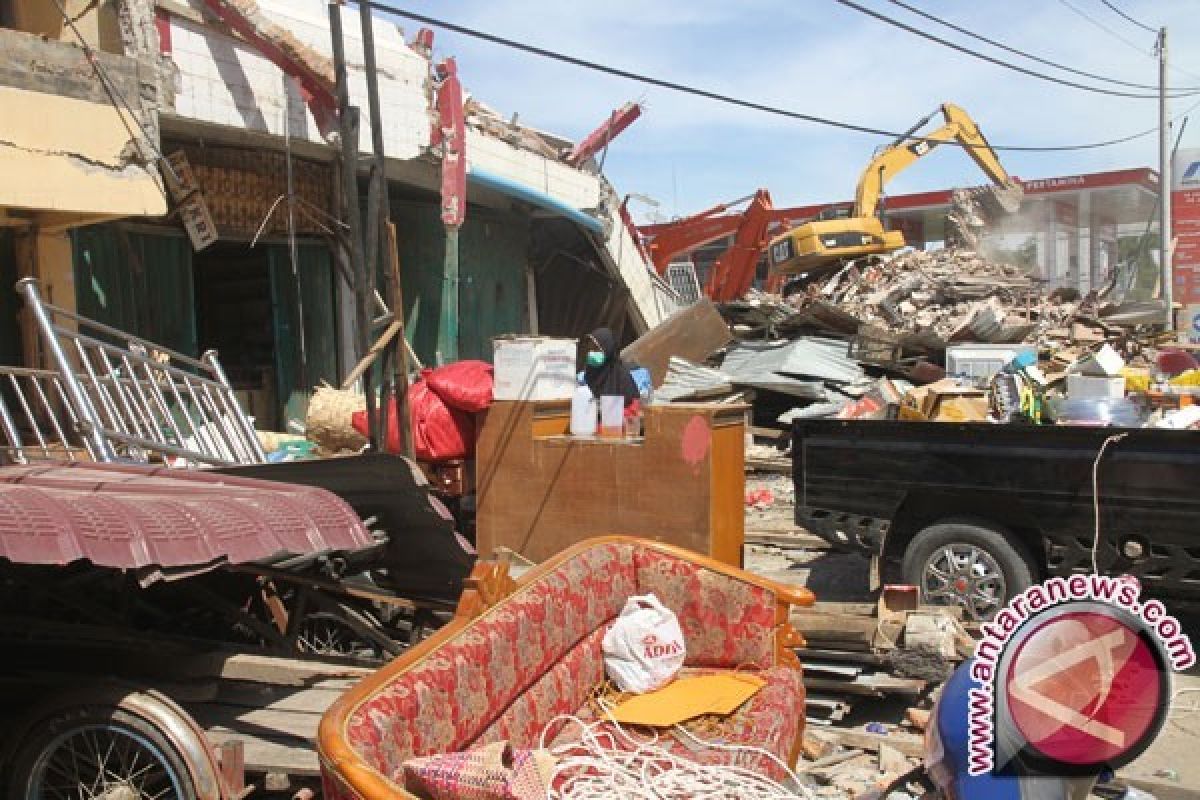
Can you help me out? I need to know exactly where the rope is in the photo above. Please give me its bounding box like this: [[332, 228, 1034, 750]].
[[1091, 432, 1129, 575], [539, 694, 815, 799]]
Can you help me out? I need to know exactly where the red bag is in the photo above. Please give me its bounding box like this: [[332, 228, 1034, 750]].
[[425, 360, 494, 413], [351, 377, 475, 461]]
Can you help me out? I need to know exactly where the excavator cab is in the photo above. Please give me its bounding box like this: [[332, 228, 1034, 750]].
[[768, 103, 1022, 277]]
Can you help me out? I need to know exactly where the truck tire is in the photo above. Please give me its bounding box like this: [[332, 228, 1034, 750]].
[[902, 520, 1036, 620]]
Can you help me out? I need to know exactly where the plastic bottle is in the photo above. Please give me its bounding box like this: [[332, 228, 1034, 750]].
[[570, 382, 597, 436]]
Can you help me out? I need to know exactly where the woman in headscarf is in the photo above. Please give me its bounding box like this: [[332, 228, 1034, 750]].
[[582, 327, 640, 409]]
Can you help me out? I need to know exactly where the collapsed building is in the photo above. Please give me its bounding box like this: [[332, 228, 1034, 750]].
[[1, 0, 680, 430]]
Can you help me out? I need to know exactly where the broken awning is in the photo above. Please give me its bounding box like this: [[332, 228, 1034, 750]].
[[0, 463, 372, 581]]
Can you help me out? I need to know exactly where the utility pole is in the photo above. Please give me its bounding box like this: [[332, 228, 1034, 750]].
[[1160, 26, 1174, 330]]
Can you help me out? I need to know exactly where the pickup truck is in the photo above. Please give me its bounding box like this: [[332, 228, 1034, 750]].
[[792, 419, 1199, 619]]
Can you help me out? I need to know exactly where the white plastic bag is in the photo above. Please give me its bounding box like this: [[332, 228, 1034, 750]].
[[602, 594, 687, 694]]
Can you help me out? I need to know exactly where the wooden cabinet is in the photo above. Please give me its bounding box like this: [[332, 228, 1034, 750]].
[[476, 401, 746, 565]]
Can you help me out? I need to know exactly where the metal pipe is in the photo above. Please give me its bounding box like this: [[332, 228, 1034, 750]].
[[0, 382, 26, 464], [17, 278, 116, 461], [28, 375, 71, 457], [8, 374, 49, 457], [203, 350, 267, 462], [1159, 27, 1174, 330]]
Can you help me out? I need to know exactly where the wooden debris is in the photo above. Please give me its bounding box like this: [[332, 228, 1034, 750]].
[[822, 728, 924, 759], [904, 707, 931, 732], [802, 729, 839, 761], [877, 742, 910, 776]]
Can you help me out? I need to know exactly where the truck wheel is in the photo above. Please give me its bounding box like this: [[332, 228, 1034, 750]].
[[902, 521, 1036, 621], [7, 701, 199, 800]]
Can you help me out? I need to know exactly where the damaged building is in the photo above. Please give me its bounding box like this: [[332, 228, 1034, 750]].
[[2, 0, 679, 430]]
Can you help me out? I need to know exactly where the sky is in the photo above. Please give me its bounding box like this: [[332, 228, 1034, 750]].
[[390, 0, 1200, 222]]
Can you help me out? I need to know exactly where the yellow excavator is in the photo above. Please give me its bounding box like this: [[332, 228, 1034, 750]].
[[767, 103, 1023, 277]]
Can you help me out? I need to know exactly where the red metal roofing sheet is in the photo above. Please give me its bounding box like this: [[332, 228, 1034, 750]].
[[0, 463, 373, 576]]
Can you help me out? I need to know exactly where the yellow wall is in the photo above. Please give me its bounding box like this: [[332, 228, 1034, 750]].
[[8, 0, 121, 52], [0, 86, 166, 219]]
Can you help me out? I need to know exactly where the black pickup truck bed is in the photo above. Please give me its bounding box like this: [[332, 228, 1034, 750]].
[[792, 419, 1199, 617]]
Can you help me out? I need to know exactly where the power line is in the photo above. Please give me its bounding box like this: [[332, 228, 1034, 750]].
[[836, 0, 1195, 100], [362, 1, 1162, 153], [1099, 0, 1158, 35], [883, 0, 1195, 93], [50, 0, 167, 166], [1053, 0, 1155, 57]]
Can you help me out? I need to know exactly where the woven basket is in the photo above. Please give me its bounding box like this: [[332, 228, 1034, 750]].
[[305, 386, 368, 452]]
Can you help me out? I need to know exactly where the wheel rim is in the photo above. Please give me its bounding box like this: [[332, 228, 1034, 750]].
[[27, 723, 186, 800], [295, 613, 381, 659], [921, 543, 1007, 621]]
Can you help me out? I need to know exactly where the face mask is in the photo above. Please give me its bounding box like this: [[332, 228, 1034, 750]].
[[586, 351, 606, 367]]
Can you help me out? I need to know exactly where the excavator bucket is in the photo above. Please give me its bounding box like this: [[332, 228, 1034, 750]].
[[971, 181, 1024, 217]]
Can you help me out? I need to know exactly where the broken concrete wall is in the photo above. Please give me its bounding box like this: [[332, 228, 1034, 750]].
[[164, 0, 429, 158], [0, 24, 165, 219]]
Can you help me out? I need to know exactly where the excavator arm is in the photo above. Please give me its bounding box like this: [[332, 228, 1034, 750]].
[[854, 103, 1018, 217], [644, 195, 755, 275], [767, 102, 1022, 277], [705, 190, 775, 301]]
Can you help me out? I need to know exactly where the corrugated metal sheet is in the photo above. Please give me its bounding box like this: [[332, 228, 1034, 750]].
[[655, 357, 733, 401], [0, 463, 372, 580]]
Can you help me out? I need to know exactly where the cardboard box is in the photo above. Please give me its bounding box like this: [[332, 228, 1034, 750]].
[[492, 336, 578, 401], [1067, 374, 1126, 400], [900, 379, 989, 422]]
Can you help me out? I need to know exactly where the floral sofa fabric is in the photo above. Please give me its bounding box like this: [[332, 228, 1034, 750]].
[[317, 536, 814, 800]]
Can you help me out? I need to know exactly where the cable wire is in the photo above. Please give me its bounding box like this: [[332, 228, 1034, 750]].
[[883, 0, 1195, 93], [1054, 0, 1155, 57], [1099, 0, 1158, 35], [837, 0, 1194, 100], [362, 1, 1164, 153], [49, 0, 174, 185]]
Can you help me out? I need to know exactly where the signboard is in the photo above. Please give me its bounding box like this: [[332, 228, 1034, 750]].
[[1173, 148, 1200, 305], [163, 150, 218, 252]]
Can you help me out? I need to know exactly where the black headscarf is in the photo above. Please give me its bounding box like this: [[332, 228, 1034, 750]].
[[583, 327, 639, 405]]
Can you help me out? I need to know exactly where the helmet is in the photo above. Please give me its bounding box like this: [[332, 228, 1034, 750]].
[[926, 661, 1099, 800]]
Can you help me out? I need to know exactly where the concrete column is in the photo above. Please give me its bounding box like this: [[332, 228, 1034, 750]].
[[1074, 192, 1090, 293]]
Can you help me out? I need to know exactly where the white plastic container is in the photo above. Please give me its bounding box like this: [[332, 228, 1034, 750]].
[[492, 336, 578, 401], [570, 384, 597, 436], [945, 343, 1038, 383], [1067, 374, 1126, 400], [599, 395, 624, 437]]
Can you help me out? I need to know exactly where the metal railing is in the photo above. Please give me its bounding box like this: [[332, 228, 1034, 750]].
[[0, 366, 91, 464], [8, 278, 266, 468]]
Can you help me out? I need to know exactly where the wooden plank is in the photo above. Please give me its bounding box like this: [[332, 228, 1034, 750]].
[[744, 530, 828, 549], [804, 672, 926, 697], [745, 457, 792, 475], [341, 319, 403, 389], [189, 704, 323, 742], [174, 653, 372, 685], [212, 681, 346, 714], [822, 729, 924, 759], [203, 727, 318, 776]]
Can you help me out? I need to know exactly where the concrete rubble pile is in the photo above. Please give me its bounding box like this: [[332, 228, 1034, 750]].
[[808, 248, 1075, 351]]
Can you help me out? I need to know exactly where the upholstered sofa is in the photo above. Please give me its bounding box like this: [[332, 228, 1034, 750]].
[[317, 536, 815, 799]]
